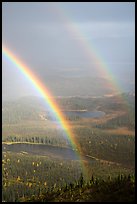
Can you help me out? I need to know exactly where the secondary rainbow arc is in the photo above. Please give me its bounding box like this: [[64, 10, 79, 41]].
[[51, 4, 132, 112], [54, 4, 125, 95]]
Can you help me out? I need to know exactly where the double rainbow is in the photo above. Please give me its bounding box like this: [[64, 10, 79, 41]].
[[2, 4, 133, 180]]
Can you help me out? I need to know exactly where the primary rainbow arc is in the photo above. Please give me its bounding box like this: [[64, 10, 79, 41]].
[[2, 45, 89, 178]]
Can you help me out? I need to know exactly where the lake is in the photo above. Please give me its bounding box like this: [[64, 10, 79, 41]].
[[2, 143, 95, 163], [47, 110, 105, 121], [63, 111, 105, 118]]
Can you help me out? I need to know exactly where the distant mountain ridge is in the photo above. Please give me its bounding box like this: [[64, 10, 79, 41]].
[[2, 76, 135, 101]]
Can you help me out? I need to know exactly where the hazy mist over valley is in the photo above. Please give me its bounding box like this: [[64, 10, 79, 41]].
[[2, 2, 135, 101]]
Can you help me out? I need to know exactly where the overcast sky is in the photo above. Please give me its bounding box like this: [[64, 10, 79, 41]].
[[2, 2, 135, 100]]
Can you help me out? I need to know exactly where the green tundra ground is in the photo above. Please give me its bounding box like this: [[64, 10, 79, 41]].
[[2, 93, 135, 202]]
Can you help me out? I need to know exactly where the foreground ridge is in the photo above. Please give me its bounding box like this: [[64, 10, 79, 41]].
[[21, 174, 135, 202]]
